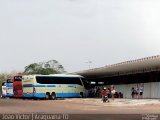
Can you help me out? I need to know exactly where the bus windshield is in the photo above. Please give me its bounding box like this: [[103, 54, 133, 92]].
[[6, 79, 12, 83], [2, 82, 6, 86], [36, 76, 82, 85], [81, 78, 90, 89], [14, 76, 22, 82]]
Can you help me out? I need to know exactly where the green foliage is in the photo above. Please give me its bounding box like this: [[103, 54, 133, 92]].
[[24, 63, 40, 73], [0, 73, 10, 81], [24, 68, 58, 75], [23, 63, 60, 75]]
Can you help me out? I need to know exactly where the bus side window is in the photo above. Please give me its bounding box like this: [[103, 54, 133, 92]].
[[67, 78, 82, 85], [36, 76, 83, 85]]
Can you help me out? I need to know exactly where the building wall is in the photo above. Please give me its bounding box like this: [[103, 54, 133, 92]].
[[104, 82, 160, 98]]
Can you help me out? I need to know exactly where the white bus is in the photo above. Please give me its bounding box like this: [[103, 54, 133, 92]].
[[22, 74, 88, 99], [6, 79, 13, 97], [1, 81, 7, 98]]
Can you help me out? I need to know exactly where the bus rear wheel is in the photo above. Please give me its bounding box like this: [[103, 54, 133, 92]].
[[50, 92, 56, 100], [45, 93, 50, 100]]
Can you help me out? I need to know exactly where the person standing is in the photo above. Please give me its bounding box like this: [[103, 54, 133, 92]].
[[135, 86, 139, 99], [131, 87, 135, 99], [111, 85, 116, 101], [139, 85, 144, 99], [97, 87, 101, 98]]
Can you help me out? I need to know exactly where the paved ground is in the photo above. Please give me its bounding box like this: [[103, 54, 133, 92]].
[[0, 98, 160, 120]]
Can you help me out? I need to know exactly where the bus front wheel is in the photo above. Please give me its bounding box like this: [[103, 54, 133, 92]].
[[50, 92, 56, 100], [80, 92, 84, 98]]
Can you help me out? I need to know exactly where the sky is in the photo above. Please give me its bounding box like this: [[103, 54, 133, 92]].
[[0, 0, 160, 73]]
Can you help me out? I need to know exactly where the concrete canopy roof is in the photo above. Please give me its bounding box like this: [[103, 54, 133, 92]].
[[75, 55, 160, 78]]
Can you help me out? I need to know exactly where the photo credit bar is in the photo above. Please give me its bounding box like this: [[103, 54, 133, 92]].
[[0, 114, 69, 120], [0, 114, 160, 120], [1, 114, 32, 120], [142, 114, 159, 120], [33, 114, 69, 120]]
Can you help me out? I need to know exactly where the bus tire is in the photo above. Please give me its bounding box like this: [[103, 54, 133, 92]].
[[45, 93, 50, 100], [50, 92, 56, 100], [80, 92, 84, 98]]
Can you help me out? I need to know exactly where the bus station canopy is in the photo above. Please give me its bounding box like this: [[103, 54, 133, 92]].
[[75, 55, 160, 79]]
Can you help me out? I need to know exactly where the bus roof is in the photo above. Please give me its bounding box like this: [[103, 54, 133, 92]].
[[23, 74, 84, 78]]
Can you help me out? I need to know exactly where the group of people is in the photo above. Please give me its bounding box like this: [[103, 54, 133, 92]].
[[88, 87, 101, 98], [88, 85, 117, 101], [89, 84, 144, 100], [131, 85, 144, 99]]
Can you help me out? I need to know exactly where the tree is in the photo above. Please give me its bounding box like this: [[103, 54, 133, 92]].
[[24, 63, 40, 74], [23, 60, 66, 75]]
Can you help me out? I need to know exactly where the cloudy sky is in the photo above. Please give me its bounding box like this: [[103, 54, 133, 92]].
[[0, 0, 160, 73]]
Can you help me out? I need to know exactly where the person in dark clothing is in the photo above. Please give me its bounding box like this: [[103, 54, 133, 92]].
[[131, 87, 135, 98]]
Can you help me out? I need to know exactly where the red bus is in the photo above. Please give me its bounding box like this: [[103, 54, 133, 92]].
[[13, 75, 23, 98]]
